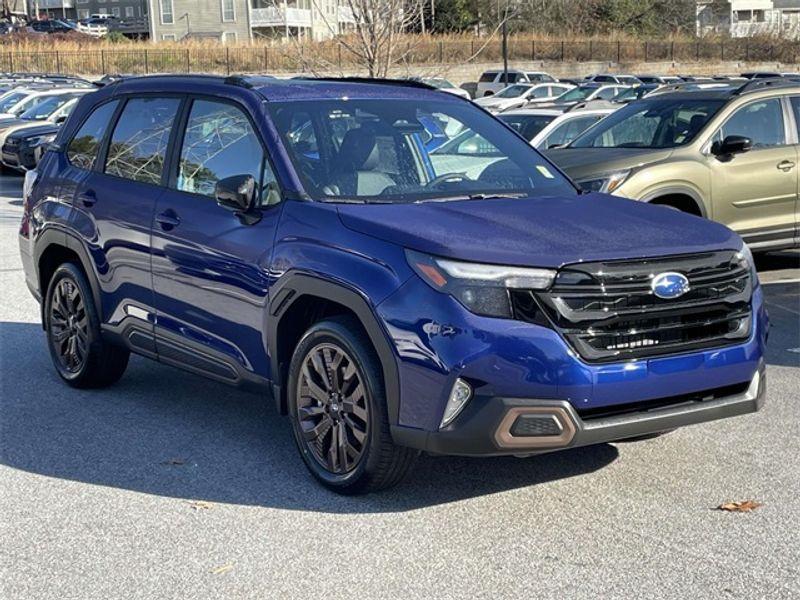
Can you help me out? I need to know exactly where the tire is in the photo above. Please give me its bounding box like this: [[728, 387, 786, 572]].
[[287, 316, 418, 494], [44, 262, 129, 388]]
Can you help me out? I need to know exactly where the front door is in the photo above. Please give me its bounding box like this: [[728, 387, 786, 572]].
[[150, 97, 283, 385], [709, 97, 798, 248]]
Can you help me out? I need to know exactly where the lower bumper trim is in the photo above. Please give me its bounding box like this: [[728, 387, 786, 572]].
[[391, 364, 766, 457]]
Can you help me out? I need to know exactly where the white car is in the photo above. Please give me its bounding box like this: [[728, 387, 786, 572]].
[[411, 77, 471, 100], [499, 107, 615, 149], [0, 87, 90, 120], [474, 83, 575, 113], [0, 94, 87, 149], [476, 70, 556, 97]]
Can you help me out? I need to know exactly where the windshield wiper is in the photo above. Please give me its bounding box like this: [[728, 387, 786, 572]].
[[413, 192, 527, 203]]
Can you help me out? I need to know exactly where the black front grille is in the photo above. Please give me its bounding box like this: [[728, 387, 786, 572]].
[[512, 251, 753, 362]]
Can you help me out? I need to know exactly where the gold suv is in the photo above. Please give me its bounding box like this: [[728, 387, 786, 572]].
[[546, 80, 799, 251]]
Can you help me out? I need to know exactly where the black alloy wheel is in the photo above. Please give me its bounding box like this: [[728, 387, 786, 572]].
[[296, 343, 369, 474], [48, 277, 89, 374]]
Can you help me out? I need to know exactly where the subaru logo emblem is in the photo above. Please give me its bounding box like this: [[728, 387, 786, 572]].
[[651, 272, 690, 299]]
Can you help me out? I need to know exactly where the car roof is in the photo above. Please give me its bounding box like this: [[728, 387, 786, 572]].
[[500, 108, 564, 116], [105, 74, 459, 103]]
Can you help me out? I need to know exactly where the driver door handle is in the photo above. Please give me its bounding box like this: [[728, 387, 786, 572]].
[[155, 210, 181, 231], [777, 160, 795, 172]]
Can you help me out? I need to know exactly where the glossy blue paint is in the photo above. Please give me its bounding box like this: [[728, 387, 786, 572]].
[[20, 75, 766, 449]]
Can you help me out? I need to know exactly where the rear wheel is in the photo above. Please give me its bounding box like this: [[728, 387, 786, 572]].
[[287, 316, 418, 494], [44, 263, 129, 388]]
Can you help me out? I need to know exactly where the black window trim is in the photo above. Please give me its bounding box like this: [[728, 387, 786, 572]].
[[165, 93, 283, 207], [63, 97, 121, 172]]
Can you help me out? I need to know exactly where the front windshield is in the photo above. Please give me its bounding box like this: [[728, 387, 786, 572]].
[[570, 98, 726, 149], [611, 87, 640, 102], [498, 113, 556, 140], [269, 99, 577, 203], [0, 91, 27, 113], [20, 94, 80, 120], [556, 86, 597, 102], [495, 85, 531, 99]]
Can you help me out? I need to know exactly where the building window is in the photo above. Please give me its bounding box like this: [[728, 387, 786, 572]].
[[78, 9, 90, 18], [77, 0, 88, 4], [221, 0, 235, 22], [125, 6, 134, 17], [221, 31, 238, 44], [111, 7, 120, 16], [162, 33, 176, 41], [160, 0, 173, 24]]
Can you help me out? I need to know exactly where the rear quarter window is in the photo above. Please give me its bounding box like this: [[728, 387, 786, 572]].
[[66, 100, 119, 170]]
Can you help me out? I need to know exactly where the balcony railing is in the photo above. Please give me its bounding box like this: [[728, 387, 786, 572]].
[[35, 0, 75, 8], [251, 6, 313, 27]]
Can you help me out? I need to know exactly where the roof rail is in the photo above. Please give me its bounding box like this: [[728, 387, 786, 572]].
[[293, 76, 438, 91], [733, 77, 800, 95]]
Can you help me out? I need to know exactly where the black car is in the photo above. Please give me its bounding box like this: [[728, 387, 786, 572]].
[[2, 123, 58, 171], [29, 20, 74, 34]]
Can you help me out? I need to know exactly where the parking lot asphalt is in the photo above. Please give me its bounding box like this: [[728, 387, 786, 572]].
[[0, 172, 798, 600]]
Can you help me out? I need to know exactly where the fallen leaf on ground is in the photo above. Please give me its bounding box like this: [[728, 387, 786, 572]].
[[161, 458, 186, 465], [211, 564, 234, 575], [187, 500, 214, 511], [716, 500, 763, 513]]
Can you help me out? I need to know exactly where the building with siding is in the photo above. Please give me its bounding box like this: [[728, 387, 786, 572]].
[[697, 1, 800, 37], [147, 0, 252, 42]]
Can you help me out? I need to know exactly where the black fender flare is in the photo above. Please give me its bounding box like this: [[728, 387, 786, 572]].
[[34, 228, 104, 327], [267, 272, 401, 427]]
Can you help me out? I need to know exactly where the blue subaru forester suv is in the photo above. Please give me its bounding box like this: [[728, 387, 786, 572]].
[[19, 75, 767, 493]]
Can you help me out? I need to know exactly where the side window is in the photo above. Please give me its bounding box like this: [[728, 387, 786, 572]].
[[721, 99, 786, 148], [532, 87, 550, 99], [176, 100, 270, 202], [105, 97, 181, 185], [596, 87, 618, 100], [546, 116, 598, 148], [67, 100, 119, 170]]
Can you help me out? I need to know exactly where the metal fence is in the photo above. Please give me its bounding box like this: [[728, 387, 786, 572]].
[[2, 38, 799, 76]]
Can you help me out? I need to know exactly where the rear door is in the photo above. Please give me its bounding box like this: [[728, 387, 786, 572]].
[[65, 95, 182, 355], [149, 96, 283, 384], [789, 98, 800, 246], [708, 96, 797, 248]]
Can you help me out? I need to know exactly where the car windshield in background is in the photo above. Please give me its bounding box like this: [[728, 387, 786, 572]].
[[20, 94, 80, 120], [498, 113, 556, 140], [556, 86, 597, 102], [0, 91, 27, 113], [495, 85, 532, 98], [569, 98, 726, 149], [269, 99, 576, 203]]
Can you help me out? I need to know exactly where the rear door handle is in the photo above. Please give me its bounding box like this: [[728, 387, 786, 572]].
[[777, 160, 795, 172], [77, 189, 96, 207], [155, 210, 180, 231]]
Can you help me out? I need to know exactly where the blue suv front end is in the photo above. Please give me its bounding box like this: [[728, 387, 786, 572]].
[[376, 248, 766, 456]]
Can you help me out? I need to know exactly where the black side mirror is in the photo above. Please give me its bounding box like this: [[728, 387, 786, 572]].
[[54, 115, 67, 124], [216, 174, 256, 212], [711, 135, 752, 157]]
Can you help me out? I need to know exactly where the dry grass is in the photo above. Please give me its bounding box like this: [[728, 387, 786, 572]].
[[0, 31, 796, 75]]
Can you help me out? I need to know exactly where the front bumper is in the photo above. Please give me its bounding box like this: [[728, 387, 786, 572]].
[[392, 363, 766, 456]]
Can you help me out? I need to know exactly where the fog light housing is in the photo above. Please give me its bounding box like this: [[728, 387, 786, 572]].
[[440, 378, 472, 429]]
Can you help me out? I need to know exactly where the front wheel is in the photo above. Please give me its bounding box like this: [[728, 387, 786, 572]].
[[287, 316, 418, 494]]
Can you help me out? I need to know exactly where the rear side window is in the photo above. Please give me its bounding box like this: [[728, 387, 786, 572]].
[[105, 97, 181, 185], [67, 100, 118, 170], [176, 99, 266, 199]]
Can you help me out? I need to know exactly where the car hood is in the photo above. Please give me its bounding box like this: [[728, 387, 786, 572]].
[[475, 97, 516, 109], [10, 122, 58, 140], [336, 194, 739, 269], [543, 147, 673, 181]]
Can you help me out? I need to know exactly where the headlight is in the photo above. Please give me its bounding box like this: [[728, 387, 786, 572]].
[[576, 170, 630, 194], [27, 134, 56, 147], [406, 249, 556, 318], [736, 243, 759, 289]]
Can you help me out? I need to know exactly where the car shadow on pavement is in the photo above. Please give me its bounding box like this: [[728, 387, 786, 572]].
[[0, 321, 618, 513]]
